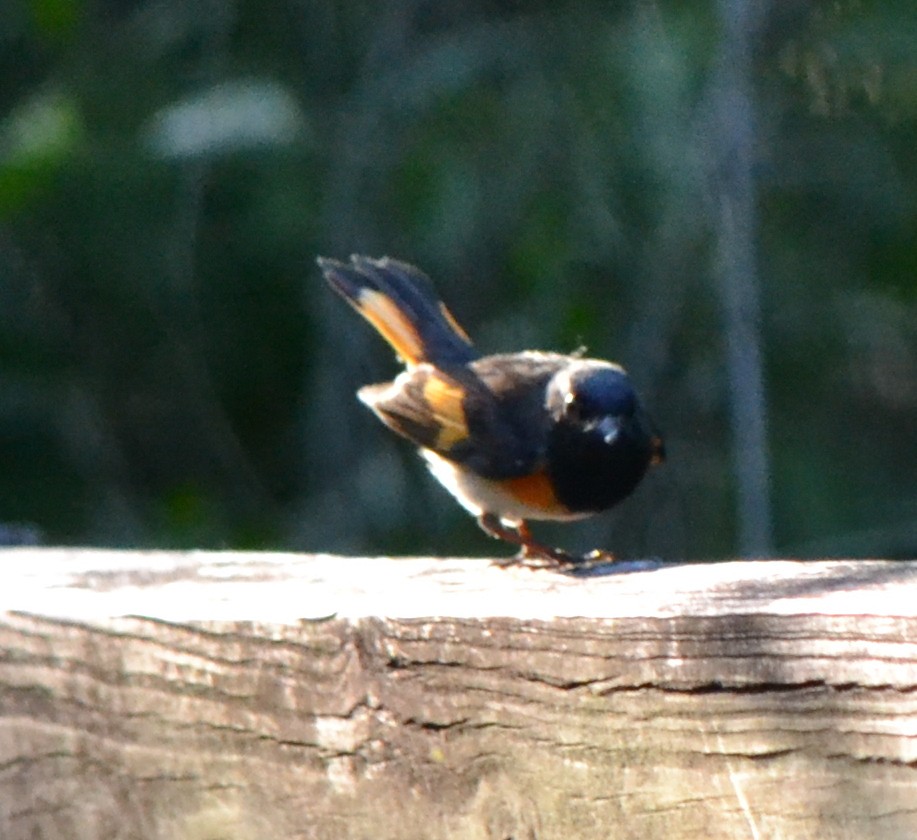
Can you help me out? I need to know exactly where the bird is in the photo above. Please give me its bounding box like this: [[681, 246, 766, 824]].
[[318, 255, 665, 568]]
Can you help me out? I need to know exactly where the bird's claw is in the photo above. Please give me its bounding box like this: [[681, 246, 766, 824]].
[[478, 513, 616, 572]]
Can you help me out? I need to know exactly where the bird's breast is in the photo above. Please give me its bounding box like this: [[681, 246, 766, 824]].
[[546, 421, 654, 513]]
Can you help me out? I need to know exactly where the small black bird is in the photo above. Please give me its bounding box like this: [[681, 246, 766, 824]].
[[319, 255, 664, 567]]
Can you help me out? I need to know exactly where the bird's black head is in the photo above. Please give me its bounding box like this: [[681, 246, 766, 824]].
[[546, 360, 664, 513], [548, 362, 638, 439], [566, 365, 635, 422]]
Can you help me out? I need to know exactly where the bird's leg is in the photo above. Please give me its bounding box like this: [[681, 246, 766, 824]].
[[475, 513, 524, 560], [514, 521, 587, 567], [476, 513, 583, 569]]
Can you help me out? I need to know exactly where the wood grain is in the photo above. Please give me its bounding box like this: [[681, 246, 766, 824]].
[[1, 549, 916, 839]]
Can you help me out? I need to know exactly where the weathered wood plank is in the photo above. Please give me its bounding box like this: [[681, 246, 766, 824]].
[[1, 549, 916, 839]]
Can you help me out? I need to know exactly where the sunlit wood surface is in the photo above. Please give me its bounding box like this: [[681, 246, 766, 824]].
[[2, 550, 916, 839]]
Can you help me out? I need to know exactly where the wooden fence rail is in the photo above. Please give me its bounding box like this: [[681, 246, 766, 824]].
[[1, 549, 916, 839]]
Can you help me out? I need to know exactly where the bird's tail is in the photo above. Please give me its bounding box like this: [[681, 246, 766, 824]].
[[318, 255, 477, 366]]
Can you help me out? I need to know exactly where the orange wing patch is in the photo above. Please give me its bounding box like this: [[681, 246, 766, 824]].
[[497, 471, 567, 514], [353, 289, 424, 365], [422, 375, 469, 450]]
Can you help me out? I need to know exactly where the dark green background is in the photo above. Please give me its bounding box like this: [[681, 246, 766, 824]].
[[1, 0, 914, 560]]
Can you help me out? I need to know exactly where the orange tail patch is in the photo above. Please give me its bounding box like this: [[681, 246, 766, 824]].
[[352, 289, 425, 365]]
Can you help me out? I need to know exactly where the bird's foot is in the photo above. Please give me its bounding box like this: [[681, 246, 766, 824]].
[[477, 514, 615, 571], [514, 543, 617, 571]]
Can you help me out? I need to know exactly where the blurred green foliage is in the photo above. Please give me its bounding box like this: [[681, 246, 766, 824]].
[[0, 0, 914, 559]]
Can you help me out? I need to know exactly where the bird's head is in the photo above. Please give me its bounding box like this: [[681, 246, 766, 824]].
[[547, 361, 665, 463]]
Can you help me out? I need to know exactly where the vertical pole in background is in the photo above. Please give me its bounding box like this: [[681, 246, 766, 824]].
[[710, 0, 774, 556]]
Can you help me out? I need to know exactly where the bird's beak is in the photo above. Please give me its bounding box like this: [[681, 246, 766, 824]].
[[595, 415, 621, 445]]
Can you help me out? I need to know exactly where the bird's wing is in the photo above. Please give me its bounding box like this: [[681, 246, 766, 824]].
[[359, 353, 563, 479], [358, 362, 549, 479]]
